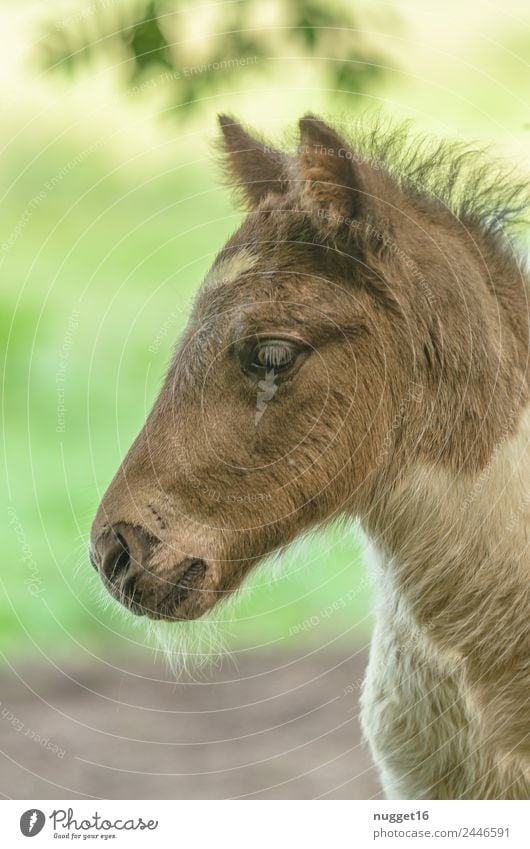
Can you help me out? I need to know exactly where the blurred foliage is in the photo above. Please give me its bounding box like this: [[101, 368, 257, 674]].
[[35, 0, 397, 117]]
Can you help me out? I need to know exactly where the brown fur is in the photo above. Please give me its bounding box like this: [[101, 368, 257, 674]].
[[91, 115, 530, 799]]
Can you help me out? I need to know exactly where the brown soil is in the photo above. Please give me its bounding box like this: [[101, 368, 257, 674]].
[[0, 649, 381, 799]]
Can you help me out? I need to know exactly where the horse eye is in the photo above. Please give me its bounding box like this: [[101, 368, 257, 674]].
[[248, 340, 300, 374]]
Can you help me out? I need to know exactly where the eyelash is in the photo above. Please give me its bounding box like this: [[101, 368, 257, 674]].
[[253, 341, 296, 371], [239, 338, 306, 377]]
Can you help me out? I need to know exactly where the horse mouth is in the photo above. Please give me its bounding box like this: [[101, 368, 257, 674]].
[[139, 558, 208, 621]]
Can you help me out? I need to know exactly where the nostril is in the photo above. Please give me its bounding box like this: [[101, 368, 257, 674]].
[[101, 532, 131, 583], [113, 534, 130, 577], [93, 522, 159, 614]]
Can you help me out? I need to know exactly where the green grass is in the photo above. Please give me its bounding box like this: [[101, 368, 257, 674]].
[[1, 123, 372, 659]]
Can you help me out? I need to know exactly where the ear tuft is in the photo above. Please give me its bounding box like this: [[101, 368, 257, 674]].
[[216, 114, 288, 208]]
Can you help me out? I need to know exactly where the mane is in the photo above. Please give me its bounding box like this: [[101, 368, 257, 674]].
[[215, 113, 530, 256], [347, 117, 530, 242]]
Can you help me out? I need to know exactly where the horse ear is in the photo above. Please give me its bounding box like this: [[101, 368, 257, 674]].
[[217, 115, 288, 208], [298, 115, 367, 225]]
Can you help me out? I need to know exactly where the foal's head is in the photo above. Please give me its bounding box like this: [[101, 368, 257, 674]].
[[90, 115, 528, 621]]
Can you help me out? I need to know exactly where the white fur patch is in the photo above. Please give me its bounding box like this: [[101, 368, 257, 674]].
[[205, 248, 258, 289]]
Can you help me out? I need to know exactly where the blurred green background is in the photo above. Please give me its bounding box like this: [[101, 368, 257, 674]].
[[2, 0, 529, 662]]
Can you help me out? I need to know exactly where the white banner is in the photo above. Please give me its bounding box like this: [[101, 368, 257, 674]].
[[0, 800, 528, 848]]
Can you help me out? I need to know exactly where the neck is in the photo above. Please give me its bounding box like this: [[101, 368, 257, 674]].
[[360, 404, 530, 763]]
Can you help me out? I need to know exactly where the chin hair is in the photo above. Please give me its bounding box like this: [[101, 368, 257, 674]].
[[142, 613, 231, 679]]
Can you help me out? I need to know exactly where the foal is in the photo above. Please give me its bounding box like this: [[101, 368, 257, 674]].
[[91, 115, 530, 799]]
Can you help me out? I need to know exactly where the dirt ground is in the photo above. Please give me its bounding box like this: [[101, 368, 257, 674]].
[[0, 649, 381, 799]]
